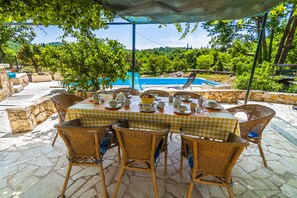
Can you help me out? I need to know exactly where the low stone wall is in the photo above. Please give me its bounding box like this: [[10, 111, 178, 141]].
[[167, 90, 297, 104], [0, 72, 14, 101], [7, 96, 56, 133], [11, 73, 29, 86], [31, 75, 52, 82], [198, 90, 240, 103], [238, 90, 297, 104]]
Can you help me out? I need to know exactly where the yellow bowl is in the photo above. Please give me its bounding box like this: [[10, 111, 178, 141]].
[[141, 97, 154, 104]]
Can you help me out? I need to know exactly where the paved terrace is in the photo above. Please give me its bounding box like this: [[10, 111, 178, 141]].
[[0, 82, 297, 197]]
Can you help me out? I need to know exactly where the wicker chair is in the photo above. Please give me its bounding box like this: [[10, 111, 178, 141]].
[[54, 119, 113, 198], [141, 89, 170, 97], [51, 93, 84, 146], [114, 87, 140, 96], [112, 120, 170, 198], [180, 131, 249, 198], [227, 104, 276, 167], [173, 91, 202, 99]]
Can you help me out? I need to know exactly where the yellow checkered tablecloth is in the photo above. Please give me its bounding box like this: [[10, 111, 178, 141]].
[[65, 97, 240, 140]]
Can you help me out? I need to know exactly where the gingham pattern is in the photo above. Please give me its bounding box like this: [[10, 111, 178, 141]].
[[65, 97, 240, 140]]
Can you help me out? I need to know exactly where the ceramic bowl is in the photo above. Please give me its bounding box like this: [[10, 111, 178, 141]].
[[208, 101, 218, 108], [178, 105, 188, 112], [143, 103, 153, 110], [109, 100, 118, 108], [183, 95, 191, 100]]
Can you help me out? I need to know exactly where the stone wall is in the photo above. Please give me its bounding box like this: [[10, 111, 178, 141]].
[[31, 75, 52, 83], [0, 72, 14, 101], [11, 73, 29, 86], [7, 96, 56, 133], [238, 90, 297, 104], [167, 90, 297, 104]]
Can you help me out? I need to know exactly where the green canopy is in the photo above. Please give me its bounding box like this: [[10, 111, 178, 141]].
[[100, 0, 283, 24]]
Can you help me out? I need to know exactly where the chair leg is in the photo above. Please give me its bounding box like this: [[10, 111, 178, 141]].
[[170, 132, 173, 140], [152, 171, 159, 198], [98, 163, 108, 198], [227, 185, 234, 198], [112, 167, 124, 198], [61, 164, 72, 197], [52, 131, 59, 146], [117, 146, 121, 163], [187, 181, 194, 198], [179, 152, 184, 175], [258, 143, 267, 167], [164, 148, 168, 174]]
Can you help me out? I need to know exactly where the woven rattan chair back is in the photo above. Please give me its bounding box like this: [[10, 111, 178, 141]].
[[113, 121, 169, 161], [173, 91, 202, 99], [142, 89, 170, 97], [227, 104, 276, 167], [55, 119, 110, 159], [51, 93, 83, 146], [227, 104, 276, 139], [54, 119, 112, 197], [181, 132, 249, 198], [112, 120, 170, 198], [114, 87, 140, 96], [51, 93, 84, 124]]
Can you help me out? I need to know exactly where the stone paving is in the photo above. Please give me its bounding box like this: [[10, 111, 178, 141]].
[[0, 109, 297, 197], [0, 83, 297, 197]]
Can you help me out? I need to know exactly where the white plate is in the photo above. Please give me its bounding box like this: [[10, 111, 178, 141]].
[[140, 108, 156, 113], [205, 105, 222, 110], [174, 109, 192, 115], [105, 104, 122, 110]]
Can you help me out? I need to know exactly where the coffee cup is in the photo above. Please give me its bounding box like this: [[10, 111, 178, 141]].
[[143, 103, 153, 110], [158, 102, 165, 109], [109, 100, 118, 108], [124, 99, 132, 107], [178, 105, 188, 112], [190, 102, 197, 110], [183, 95, 191, 100], [92, 94, 99, 103], [173, 98, 182, 108], [208, 101, 218, 108]]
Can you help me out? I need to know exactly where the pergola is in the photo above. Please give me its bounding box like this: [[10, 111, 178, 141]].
[[99, 0, 283, 104]]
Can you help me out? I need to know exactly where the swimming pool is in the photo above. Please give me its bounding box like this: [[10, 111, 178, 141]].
[[113, 77, 220, 89]]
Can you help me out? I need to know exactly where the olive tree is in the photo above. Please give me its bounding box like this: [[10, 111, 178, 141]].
[[42, 36, 129, 91]]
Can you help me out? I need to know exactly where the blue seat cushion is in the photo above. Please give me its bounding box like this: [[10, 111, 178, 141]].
[[100, 134, 112, 155], [188, 151, 194, 168], [154, 138, 164, 163], [248, 131, 258, 138]]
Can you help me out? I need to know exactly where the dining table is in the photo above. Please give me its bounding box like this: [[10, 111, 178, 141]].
[[65, 96, 240, 141]]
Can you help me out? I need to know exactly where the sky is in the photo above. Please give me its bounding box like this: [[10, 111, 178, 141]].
[[32, 23, 211, 50]]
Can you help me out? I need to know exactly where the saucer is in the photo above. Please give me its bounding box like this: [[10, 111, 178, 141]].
[[174, 109, 192, 115], [140, 108, 156, 113], [105, 104, 122, 110], [205, 105, 222, 110]]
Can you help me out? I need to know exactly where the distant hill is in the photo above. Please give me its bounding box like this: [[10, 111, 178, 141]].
[[48, 42, 63, 46]]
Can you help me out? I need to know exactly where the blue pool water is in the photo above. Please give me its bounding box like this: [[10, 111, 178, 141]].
[[112, 77, 220, 87]]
